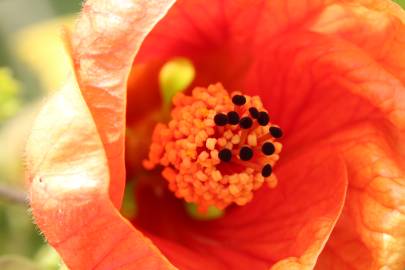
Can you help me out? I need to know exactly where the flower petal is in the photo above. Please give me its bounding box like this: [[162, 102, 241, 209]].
[[144, 148, 347, 269], [134, 0, 405, 146], [311, 0, 405, 84], [26, 0, 178, 269], [245, 29, 405, 269], [26, 77, 176, 270], [245, 30, 405, 152], [136, 0, 332, 90], [71, 0, 175, 207], [314, 124, 405, 270]]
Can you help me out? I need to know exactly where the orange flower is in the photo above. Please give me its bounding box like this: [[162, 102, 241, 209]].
[[25, 0, 405, 269]]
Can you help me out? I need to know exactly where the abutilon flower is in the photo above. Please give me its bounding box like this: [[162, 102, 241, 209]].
[[25, 0, 405, 269]]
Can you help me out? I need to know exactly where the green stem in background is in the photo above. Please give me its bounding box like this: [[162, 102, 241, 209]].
[[0, 255, 39, 270], [0, 184, 27, 204]]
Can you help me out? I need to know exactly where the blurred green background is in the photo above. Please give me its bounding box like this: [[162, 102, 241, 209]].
[[0, 1, 81, 269], [0, 0, 404, 269]]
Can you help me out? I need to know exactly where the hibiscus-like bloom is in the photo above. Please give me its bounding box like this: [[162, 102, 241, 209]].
[[25, 0, 405, 269]]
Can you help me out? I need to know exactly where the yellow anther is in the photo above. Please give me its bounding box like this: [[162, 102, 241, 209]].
[[231, 135, 241, 145], [206, 138, 217, 150], [247, 134, 257, 147], [218, 138, 227, 147]]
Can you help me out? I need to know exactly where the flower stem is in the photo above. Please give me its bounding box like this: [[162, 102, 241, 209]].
[[0, 184, 27, 204]]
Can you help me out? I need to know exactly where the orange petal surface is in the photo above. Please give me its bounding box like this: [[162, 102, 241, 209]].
[[71, 0, 176, 207], [148, 148, 348, 270], [26, 77, 176, 269]]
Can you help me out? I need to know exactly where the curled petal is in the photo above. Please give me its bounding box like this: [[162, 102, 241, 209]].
[[71, 0, 175, 207], [315, 124, 405, 270], [26, 0, 177, 269], [26, 77, 176, 269]]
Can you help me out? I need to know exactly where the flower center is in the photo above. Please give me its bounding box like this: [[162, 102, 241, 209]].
[[143, 83, 282, 211]]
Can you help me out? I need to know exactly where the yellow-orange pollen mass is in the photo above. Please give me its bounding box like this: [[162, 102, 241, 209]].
[[143, 83, 283, 211]]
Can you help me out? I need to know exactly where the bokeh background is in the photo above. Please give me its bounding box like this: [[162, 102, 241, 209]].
[[0, 0, 404, 269]]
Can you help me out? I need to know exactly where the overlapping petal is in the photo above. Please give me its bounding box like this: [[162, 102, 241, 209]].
[[26, 77, 176, 269], [71, 0, 176, 207], [26, 0, 177, 269], [315, 124, 405, 269]]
